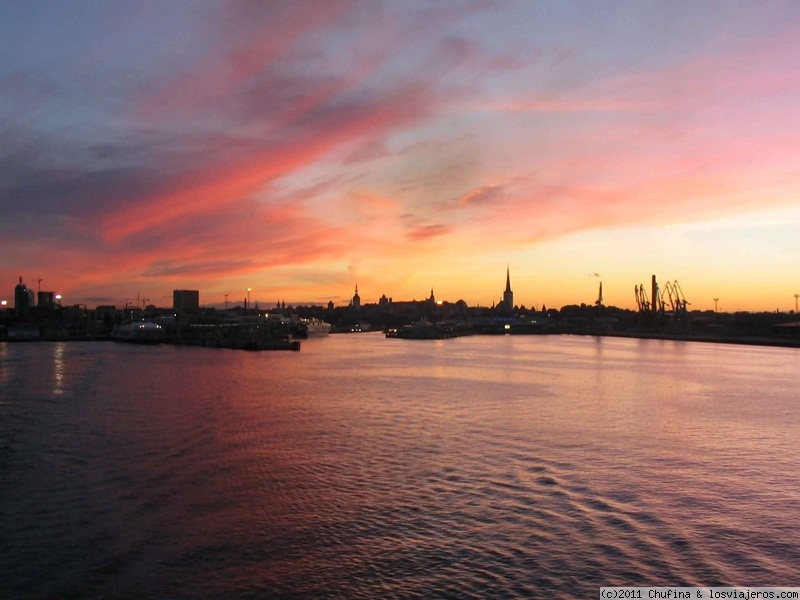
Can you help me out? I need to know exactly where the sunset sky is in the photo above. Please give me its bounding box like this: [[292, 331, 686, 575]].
[[2, 1, 800, 312]]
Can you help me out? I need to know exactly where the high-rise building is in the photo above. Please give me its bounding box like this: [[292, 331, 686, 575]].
[[173, 289, 199, 313], [14, 277, 31, 315], [38, 291, 55, 308]]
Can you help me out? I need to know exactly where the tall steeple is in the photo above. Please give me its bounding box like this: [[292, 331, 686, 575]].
[[503, 266, 513, 311]]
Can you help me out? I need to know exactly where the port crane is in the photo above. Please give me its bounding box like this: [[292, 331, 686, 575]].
[[660, 280, 690, 313], [634, 284, 651, 312], [635, 278, 690, 313]]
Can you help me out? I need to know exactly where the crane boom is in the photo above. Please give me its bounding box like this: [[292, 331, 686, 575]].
[[673, 280, 690, 311], [634, 284, 650, 312]]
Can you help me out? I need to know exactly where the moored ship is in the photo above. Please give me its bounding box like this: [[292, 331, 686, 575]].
[[297, 318, 331, 337], [111, 321, 164, 344], [385, 320, 473, 340]]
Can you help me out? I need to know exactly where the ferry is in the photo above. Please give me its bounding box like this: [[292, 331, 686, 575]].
[[301, 318, 332, 336]]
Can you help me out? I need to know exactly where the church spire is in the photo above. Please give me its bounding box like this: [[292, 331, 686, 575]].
[[503, 266, 513, 313]]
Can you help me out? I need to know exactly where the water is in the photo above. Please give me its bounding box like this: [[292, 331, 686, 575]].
[[1, 334, 799, 598]]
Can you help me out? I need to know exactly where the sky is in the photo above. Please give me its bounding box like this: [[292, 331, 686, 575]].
[[2, 1, 800, 312]]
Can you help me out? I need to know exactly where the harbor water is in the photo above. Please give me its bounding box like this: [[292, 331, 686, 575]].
[[1, 334, 799, 598]]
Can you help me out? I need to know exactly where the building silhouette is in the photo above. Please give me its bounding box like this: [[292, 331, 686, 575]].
[[14, 277, 32, 315], [38, 291, 55, 308], [502, 267, 513, 313], [352, 285, 361, 310], [173, 290, 199, 314]]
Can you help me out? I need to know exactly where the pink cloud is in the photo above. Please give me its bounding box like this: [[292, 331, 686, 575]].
[[136, 2, 353, 120], [454, 173, 752, 247], [342, 191, 401, 220], [406, 223, 453, 241], [456, 184, 507, 206], [491, 27, 800, 119], [28, 198, 358, 302], [101, 80, 448, 243], [459, 29, 800, 248]]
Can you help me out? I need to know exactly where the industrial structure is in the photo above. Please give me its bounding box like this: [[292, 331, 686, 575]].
[[635, 275, 690, 314]]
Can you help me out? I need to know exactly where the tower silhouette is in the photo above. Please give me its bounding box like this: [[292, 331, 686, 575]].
[[503, 266, 513, 311]]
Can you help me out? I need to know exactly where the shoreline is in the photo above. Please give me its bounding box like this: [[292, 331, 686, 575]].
[[3, 331, 799, 350]]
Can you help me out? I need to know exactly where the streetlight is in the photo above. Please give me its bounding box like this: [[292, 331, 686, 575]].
[[794, 294, 799, 314], [713, 298, 719, 313], [224, 294, 229, 310], [55, 294, 62, 307]]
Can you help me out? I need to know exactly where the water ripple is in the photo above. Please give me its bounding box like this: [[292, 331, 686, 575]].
[[2, 337, 800, 598]]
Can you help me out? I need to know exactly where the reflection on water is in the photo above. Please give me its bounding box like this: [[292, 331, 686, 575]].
[[53, 342, 65, 395], [0, 341, 8, 391], [1, 335, 799, 598]]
